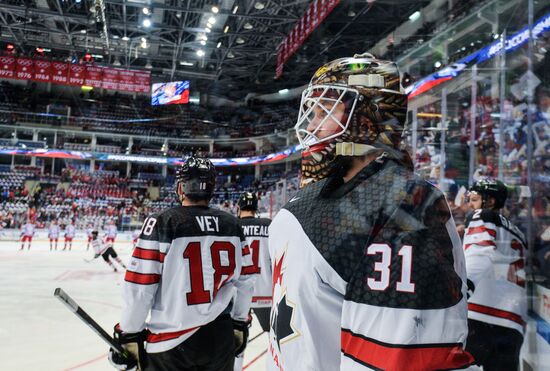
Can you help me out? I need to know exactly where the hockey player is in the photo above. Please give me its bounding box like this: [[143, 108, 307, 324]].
[[48, 219, 60, 251], [105, 219, 118, 247], [20, 220, 35, 250], [86, 223, 94, 250], [463, 179, 527, 371], [108, 156, 256, 371], [267, 54, 474, 370], [91, 230, 127, 272], [63, 220, 76, 251], [234, 191, 272, 371]]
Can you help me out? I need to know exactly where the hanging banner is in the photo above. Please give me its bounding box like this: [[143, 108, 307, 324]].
[[33, 60, 52, 83], [0, 56, 16, 79], [134, 71, 151, 93], [102, 67, 119, 90], [276, 0, 341, 77], [15, 58, 34, 80], [85, 66, 104, 88], [52, 62, 69, 84], [0, 56, 150, 94], [68, 64, 85, 86], [117, 69, 135, 92]]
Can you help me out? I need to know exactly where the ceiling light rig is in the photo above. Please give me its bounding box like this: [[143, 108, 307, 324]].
[[211, 6, 219, 14]]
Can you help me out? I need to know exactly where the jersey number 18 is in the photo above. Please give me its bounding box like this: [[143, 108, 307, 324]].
[[183, 241, 236, 305]]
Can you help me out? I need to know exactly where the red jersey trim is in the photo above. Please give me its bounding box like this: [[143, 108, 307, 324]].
[[341, 328, 475, 371], [124, 270, 161, 285], [147, 326, 199, 343], [132, 247, 166, 263], [468, 303, 525, 326], [466, 226, 496, 238], [464, 240, 496, 250]]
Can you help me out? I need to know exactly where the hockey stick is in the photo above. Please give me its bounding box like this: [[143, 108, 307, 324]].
[[53, 288, 125, 354], [83, 256, 98, 263]]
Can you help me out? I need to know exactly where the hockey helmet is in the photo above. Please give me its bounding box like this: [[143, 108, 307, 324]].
[[175, 156, 216, 203], [237, 191, 258, 211], [468, 178, 508, 209], [295, 53, 408, 187]]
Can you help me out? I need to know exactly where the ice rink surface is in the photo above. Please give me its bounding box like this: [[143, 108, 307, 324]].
[[0, 238, 267, 371]]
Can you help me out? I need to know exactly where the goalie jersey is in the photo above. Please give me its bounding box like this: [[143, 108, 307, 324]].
[[268, 158, 474, 371], [463, 209, 527, 334], [239, 216, 272, 308], [120, 206, 255, 353]]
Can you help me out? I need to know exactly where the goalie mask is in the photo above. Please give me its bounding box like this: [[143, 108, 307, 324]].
[[175, 156, 216, 203], [295, 53, 408, 187]]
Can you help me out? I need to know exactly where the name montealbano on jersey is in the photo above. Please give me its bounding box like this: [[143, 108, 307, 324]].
[[241, 224, 269, 237]]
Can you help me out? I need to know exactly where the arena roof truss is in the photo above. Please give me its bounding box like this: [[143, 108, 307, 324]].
[[0, 0, 430, 99]]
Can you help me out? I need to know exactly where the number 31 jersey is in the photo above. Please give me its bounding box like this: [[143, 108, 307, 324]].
[[268, 159, 474, 371], [120, 205, 255, 353]]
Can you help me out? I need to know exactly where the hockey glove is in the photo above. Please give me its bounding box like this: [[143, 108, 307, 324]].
[[232, 318, 251, 356], [108, 324, 147, 371]]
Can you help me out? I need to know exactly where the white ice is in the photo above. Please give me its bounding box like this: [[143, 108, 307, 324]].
[[0, 238, 267, 371]]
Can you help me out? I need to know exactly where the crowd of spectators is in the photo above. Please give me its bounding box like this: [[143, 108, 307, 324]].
[[0, 81, 297, 139]]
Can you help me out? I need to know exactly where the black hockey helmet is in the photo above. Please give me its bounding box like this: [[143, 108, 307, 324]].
[[237, 191, 258, 211], [175, 156, 216, 203], [469, 178, 508, 209]]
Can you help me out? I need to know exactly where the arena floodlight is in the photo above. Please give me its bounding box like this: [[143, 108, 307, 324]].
[[197, 49, 205, 57], [212, 6, 219, 14], [143, 18, 152, 28], [409, 11, 420, 22], [208, 17, 216, 24], [142, 7, 150, 15]]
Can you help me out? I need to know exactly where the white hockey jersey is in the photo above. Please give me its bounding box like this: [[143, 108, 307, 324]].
[[92, 239, 108, 255], [268, 159, 474, 371], [239, 217, 272, 308], [65, 225, 76, 238], [22, 223, 35, 236], [48, 224, 60, 238], [463, 208, 527, 334], [120, 206, 256, 353], [105, 225, 118, 238]]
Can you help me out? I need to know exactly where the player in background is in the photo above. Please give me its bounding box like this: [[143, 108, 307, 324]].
[[267, 54, 474, 370], [105, 219, 118, 247], [20, 220, 35, 250], [234, 191, 272, 371], [463, 179, 527, 371], [131, 229, 141, 249], [48, 219, 60, 251], [91, 230, 127, 272], [63, 220, 76, 251], [108, 157, 256, 371], [86, 223, 94, 250]]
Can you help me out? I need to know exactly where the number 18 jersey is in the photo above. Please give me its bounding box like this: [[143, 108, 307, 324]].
[[120, 205, 255, 353]]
